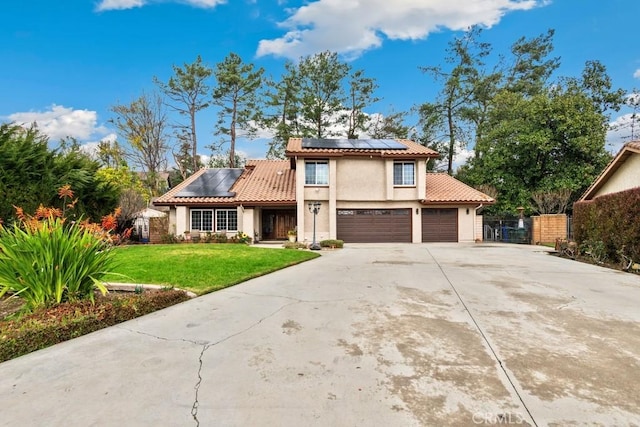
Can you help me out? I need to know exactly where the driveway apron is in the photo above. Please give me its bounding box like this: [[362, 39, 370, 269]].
[[1, 243, 639, 426]]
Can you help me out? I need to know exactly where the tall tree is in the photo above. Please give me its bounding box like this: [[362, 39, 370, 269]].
[[97, 138, 127, 168], [0, 124, 55, 221], [297, 51, 350, 138], [367, 108, 409, 139], [263, 62, 302, 159], [459, 85, 611, 214], [155, 55, 212, 177], [110, 91, 170, 195], [212, 53, 264, 168], [419, 27, 490, 175], [346, 69, 380, 139], [504, 29, 560, 96], [571, 60, 625, 119]]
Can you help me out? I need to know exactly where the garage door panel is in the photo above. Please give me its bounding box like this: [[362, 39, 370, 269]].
[[337, 209, 411, 243], [422, 208, 458, 242]]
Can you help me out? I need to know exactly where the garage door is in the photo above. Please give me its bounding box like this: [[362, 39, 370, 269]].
[[422, 208, 458, 242], [337, 209, 412, 243]]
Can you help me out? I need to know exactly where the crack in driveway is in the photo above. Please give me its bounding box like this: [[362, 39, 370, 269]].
[[119, 300, 300, 426]]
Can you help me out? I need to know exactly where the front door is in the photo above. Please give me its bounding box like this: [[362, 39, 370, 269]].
[[261, 209, 296, 240]]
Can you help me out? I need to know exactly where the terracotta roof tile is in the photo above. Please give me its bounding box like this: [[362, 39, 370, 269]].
[[423, 173, 495, 205], [235, 160, 296, 204], [285, 138, 438, 158], [154, 161, 295, 206]]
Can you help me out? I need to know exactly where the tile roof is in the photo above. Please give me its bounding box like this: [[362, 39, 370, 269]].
[[422, 173, 495, 205], [234, 160, 296, 204], [579, 141, 640, 201], [154, 160, 295, 206], [285, 138, 439, 158]]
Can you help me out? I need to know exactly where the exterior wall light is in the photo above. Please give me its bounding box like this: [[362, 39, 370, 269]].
[[308, 201, 321, 250]]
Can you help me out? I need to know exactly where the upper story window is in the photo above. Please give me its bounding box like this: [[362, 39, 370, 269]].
[[305, 160, 329, 185], [393, 161, 415, 186]]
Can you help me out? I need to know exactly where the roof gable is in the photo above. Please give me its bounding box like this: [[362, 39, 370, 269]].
[[423, 173, 495, 205], [579, 141, 640, 201]]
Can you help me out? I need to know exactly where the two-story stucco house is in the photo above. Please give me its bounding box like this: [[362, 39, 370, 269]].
[[154, 138, 494, 243]]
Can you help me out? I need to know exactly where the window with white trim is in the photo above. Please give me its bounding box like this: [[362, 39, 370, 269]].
[[191, 209, 214, 231], [305, 160, 329, 185], [216, 209, 238, 232], [393, 161, 415, 186]]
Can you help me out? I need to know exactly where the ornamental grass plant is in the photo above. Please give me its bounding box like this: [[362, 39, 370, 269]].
[[0, 187, 127, 313]]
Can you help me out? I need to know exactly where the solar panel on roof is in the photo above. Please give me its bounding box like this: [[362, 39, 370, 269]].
[[175, 169, 243, 197], [301, 138, 407, 150]]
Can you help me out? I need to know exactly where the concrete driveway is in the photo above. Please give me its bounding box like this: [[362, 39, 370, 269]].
[[1, 243, 640, 426]]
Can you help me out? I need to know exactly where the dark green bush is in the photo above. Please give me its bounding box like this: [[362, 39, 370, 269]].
[[282, 241, 307, 249], [573, 187, 640, 264], [320, 239, 344, 248], [0, 289, 190, 362]]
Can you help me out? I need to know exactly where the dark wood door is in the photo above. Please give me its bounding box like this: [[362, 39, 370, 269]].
[[262, 209, 296, 240]]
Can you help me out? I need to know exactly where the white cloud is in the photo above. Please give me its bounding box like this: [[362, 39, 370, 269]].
[[96, 0, 146, 11], [7, 105, 110, 142], [257, 0, 545, 59], [634, 69, 640, 79], [95, 0, 224, 11]]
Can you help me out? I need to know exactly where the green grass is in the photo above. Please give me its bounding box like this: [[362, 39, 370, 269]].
[[105, 244, 320, 295]]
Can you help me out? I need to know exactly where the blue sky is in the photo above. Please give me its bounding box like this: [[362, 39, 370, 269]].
[[2, 0, 639, 165]]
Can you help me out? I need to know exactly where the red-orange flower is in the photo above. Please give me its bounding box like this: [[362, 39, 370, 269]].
[[58, 185, 74, 200]]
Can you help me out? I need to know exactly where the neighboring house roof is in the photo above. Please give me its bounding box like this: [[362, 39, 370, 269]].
[[286, 138, 439, 158], [422, 173, 495, 205], [154, 160, 295, 206], [579, 141, 640, 201], [133, 208, 167, 219]]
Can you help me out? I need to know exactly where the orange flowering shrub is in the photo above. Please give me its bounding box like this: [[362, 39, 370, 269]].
[[0, 186, 132, 311]]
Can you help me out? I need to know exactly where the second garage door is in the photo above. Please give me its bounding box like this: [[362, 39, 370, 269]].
[[422, 208, 458, 242], [337, 209, 412, 243]]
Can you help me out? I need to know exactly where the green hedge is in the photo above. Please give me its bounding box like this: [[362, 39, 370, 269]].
[[573, 187, 640, 263], [320, 239, 344, 248]]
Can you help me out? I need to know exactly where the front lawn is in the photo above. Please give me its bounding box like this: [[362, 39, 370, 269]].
[[105, 244, 320, 294]]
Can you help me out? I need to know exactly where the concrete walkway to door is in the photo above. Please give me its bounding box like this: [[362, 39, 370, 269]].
[[1, 243, 640, 426]]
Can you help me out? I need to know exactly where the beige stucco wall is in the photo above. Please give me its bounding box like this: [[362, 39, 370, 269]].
[[593, 154, 640, 198], [336, 158, 386, 200], [294, 156, 478, 243], [175, 206, 188, 236], [240, 206, 253, 238], [458, 207, 476, 243]]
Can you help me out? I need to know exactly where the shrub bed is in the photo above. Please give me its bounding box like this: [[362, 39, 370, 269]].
[[320, 239, 344, 248], [573, 187, 640, 264], [0, 289, 190, 362]]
